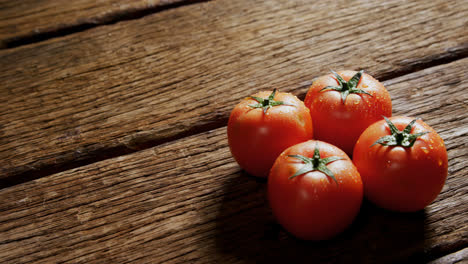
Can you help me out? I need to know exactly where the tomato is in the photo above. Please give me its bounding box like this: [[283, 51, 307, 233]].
[[304, 70, 392, 155], [353, 116, 448, 212], [268, 140, 363, 240], [228, 90, 313, 178]]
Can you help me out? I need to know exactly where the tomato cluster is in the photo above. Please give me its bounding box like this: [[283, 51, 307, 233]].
[[227, 70, 448, 240]]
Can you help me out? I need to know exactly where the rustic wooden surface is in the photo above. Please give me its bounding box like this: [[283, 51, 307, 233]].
[[428, 248, 468, 264], [0, 0, 194, 48], [1, 0, 467, 263], [1, 58, 467, 263], [1, 0, 468, 185]]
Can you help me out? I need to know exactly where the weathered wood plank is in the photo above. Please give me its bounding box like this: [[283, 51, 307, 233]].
[[0, 58, 467, 264], [428, 247, 468, 264], [0, 0, 194, 48], [1, 0, 467, 182]]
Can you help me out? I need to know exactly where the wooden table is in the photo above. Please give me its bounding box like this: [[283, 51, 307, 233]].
[[1, 0, 467, 263]]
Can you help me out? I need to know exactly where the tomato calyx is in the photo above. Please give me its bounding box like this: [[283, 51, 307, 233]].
[[371, 116, 430, 148], [320, 70, 372, 103], [249, 89, 293, 114], [288, 144, 343, 183]]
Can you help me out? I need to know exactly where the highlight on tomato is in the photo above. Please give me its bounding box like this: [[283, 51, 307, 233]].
[[304, 70, 392, 155], [268, 140, 363, 240], [353, 116, 448, 212], [227, 89, 313, 178]]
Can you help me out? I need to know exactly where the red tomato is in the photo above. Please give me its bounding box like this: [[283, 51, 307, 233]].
[[353, 116, 448, 212], [268, 140, 363, 240], [304, 70, 392, 155], [228, 90, 313, 177]]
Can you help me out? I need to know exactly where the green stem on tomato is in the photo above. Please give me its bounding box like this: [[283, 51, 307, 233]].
[[320, 70, 372, 103], [371, 117, 429, 148], [288, 144, 343, 184], [249, 89, 293, 114]]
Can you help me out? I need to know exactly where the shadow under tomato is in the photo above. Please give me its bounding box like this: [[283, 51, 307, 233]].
[[214, 170, 428, 263]]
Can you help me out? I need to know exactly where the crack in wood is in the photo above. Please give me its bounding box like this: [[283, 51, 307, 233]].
[[0, 0, 212, 49]]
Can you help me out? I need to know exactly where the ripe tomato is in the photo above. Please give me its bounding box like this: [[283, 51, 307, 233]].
[[304, 70, 392, 155], [353, 116, 448, 212], [268, 140, 363, 240], [228, 90, 313, 178]]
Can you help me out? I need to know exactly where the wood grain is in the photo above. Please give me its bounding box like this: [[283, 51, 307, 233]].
[[1, 0, 468, 182], [0, 58, 467, 264], [428, 247, 468, 264], [0, 0, 195, 48]]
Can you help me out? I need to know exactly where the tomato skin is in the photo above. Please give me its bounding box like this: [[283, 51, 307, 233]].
[[268, 140, 363, 240], [353, 116, 448, 212], [227, 91, 313, 178], [304, 70, 392, 155]]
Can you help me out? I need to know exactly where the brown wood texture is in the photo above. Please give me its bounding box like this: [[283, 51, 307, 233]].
[[1, 0, 467, 183], [1, 58, 467, 264], [0, 0, 194, 48]]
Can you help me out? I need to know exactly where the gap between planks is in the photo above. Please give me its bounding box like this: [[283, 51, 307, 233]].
[[2, 51, 467, 190], [0, 0, 212, 49]]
